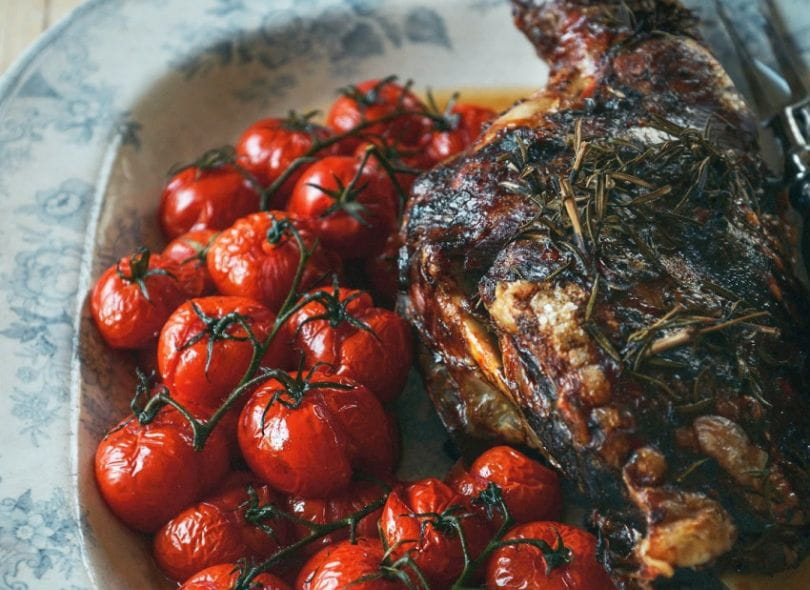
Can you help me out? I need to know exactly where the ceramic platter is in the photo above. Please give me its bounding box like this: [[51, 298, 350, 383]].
[[0, 1, 808, 588]]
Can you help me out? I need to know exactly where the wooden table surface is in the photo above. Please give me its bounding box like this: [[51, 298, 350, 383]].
[[0, 0, 84, 74]]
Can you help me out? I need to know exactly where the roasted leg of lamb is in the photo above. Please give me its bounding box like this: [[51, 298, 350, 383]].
[[401, 0, 810, 587]]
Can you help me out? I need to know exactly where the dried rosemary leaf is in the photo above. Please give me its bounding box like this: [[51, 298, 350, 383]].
[[629, 370, 681, 400], [585, 275, 600, 321], [585, 322, 621, 361], [625, 184, 673, 207]]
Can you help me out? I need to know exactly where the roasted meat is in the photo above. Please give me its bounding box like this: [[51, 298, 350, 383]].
[[401, 0, 810, 587]]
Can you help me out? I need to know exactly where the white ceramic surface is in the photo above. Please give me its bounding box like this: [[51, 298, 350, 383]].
[[0, 1, 807, 589]]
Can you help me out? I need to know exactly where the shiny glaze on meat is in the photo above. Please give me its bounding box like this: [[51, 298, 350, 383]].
[[401, 1, 810, 587]]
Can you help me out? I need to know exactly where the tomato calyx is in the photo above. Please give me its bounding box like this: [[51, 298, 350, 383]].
[[180, 301, 256, 375], [243, 486, 282, 537], [408, 504, 472, 541], [365, 136, 424, 166], [241, 485, 285, 544], [338, 74, 402, 109], [259, 364, 354, 424], [115, 247, 174, 302], [180, 232, 219, 266], [296, 278, 379, 339], [128, 368, 171, 426], [516, 530, 572, 576], [423, 90, 461, 133], [265, 216, 295, 246], [168, 145, 239, 178], [281, 109, 323, 134], [307, 153, 375, 225]]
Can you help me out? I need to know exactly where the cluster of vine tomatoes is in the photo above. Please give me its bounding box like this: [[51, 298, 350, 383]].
[[89, 76, 612, 589]]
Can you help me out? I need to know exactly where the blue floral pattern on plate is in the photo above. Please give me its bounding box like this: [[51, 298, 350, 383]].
[[0, 0, 806, 588]]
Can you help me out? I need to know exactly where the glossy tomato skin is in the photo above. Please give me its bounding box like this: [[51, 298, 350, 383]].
[[236, 117, 335, 208], [381, 478, 490, 588], [158, 296, 289, 412], [326, 78, 429, 149], [179, 563, 291, 590], [207, 211, 337, 312], [154, 479, 291, 582], [238, 372, 398, 498], [486, 522, 614, 590], [91, 250, 202, 350], [160, 164, 260, 240], [288, 287, 413, 403], [427, 104, 496, 164], [296, 538, 406, 590], [286, 478, 393, 556], [287, 156, 397, 259], [94, 406, 230, 533], [163, 229, 220, 294], [448, 446, 562, 526]]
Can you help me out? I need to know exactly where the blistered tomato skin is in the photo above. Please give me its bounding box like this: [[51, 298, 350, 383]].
[[486, 522, 615, 590], [236, 117, 335, 208], [238, 372, 397, 498], [326, 78, 430, 149], [94, 406, 229, 533], [296, 538, 407, 590], [448, 446, 562, 525], [381, 478, 490, 588], [157, 295, 289, 412], [179, 563, 291, 590], [154, 480, 290, 582], [90, 249, 202, 350], [427, 104, 497, 164], [206, 211, 337, 312], [286, 479, 393, 556], [162, 229, 220, 294], [159, 164, 260, 240], [287, 156, 398, 259], [289, 287, 413, 403]]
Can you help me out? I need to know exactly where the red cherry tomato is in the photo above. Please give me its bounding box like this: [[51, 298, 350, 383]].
[[288, 286, 413, 403], [238, 371, 398, 498], [486, 521, 614, 590], [447, 446, 562, 526], [154, 479, 291, 582], [363, 234, 402, 308], [90, 248, 202, 350], [94, 406, 230, 533], [163, 229, 220, 294], [427, 104, 496, 164], [297, 538, 407, 590], [287, 156, 397, 259], [157, 295, 289, 413], [326, 78, 430, 148], [207, 211, 337, 312], [179, 563, 291, 590], [381, 478, 490, 588], [236, 114, 336, 208], [286, 478, 392, 556], [159, 159, 260, 240]]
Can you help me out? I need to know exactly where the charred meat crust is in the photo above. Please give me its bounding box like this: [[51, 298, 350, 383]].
[[401, 0, 810, 587]]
